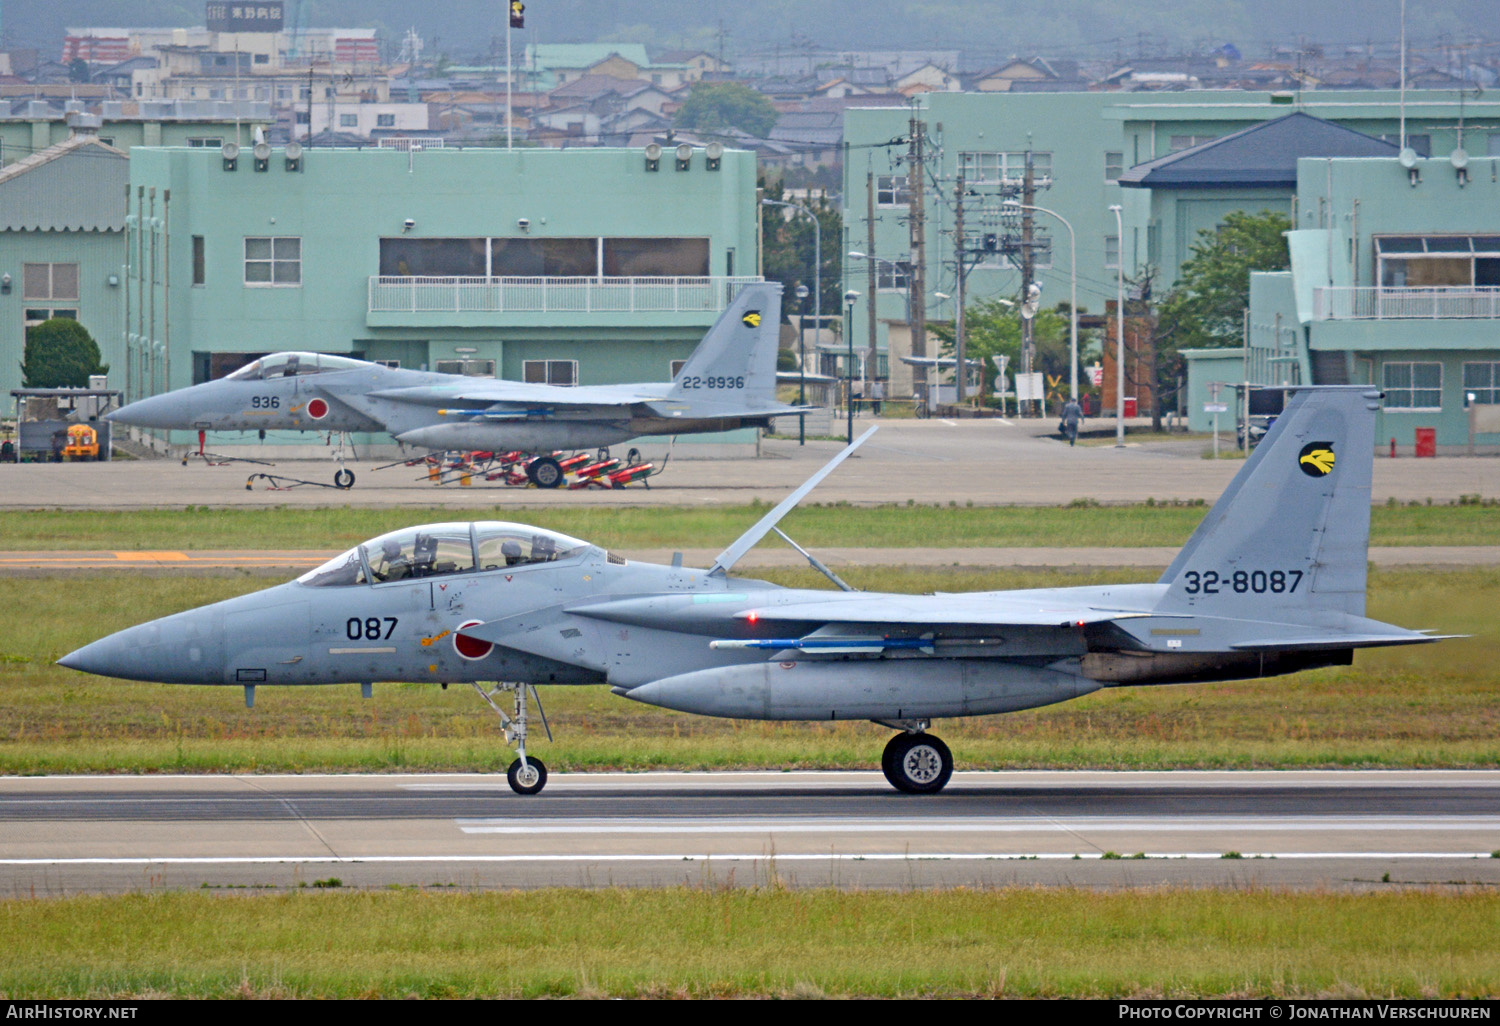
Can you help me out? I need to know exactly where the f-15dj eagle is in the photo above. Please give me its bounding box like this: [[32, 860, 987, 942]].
[[63, 387, 1448, 795], [108, 283, 798, 487]]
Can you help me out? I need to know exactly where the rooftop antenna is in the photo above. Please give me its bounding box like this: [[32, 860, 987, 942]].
[[1398, 0, 1407, 150]]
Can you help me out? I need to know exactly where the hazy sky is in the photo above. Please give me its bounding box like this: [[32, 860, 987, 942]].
[[9, 1, 1493, 60]]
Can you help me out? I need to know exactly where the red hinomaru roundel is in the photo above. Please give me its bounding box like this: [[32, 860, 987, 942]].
[[453, 620, 493, 660], [305, 397, 330, 420]]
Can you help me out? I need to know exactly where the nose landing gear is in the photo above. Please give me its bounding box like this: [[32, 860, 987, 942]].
[[471, 681, 552, 795]]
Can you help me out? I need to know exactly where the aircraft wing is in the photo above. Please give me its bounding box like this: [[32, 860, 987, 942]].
[[737, 593, 1153, 629], [368, 381, 668, 409]]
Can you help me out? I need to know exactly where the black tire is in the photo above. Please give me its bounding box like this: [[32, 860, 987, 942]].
[[626, 447, 642, 466], [597, 447, 610, 463], [881, 733, 953, 795], [529, 456, 564, 489], [334, 468, 355, 489], [506, 756, 548, 795]]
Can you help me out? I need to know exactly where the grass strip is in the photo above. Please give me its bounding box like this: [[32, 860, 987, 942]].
[[1, 888, 1496, 998], [1, 500, 1498, 552], [5, 567, 1496, 774]]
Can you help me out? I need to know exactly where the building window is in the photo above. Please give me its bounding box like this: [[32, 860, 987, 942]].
[[253, 53, 269, 64], [1104, 235, 1120, 270], [876, 261, 909, 291], [958, 151, 1052, 183], [1168, 134, 1217, 151], [1376, 235, 1500, 288], [339, 113, 358, 127], [186, 137, 223, 148], [669, 359, 687, 378], [295, 112, 310, 124], [97, 137, 113, 147], [24, 308, 78, 326], [244, 237, 301, 286], [1105, 151, 1124, 181], [376, 113, 395, 127], [23, 263, 79, 302], [1383, 361, 1442, 409], [982, 238, 1053, 271], [1463, 363, 1500, 405], [875, 174, 909, 206], [434, 358, 496, 376], [1381, 133, 1431, 157], [192, 236, 205, 286], [523, 359, 577, 386]]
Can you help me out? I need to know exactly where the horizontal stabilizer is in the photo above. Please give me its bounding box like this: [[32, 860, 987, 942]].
[[1230, 633, 1453, 652]]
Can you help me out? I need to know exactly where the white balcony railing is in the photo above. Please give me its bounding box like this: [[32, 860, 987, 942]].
[[368, 275, 764, 315], [1313, 286, 1500, 320]]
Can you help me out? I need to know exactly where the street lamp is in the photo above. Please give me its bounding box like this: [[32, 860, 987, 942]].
[[761, 197, 820, 446], [843, 289, 860, 443], [1002, 199, 1078, 402], [794, 282, 809, 445], [1110, 203, 1125, 447]]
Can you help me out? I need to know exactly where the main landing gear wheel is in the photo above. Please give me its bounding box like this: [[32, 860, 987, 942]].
[[507, 756, 548, 795], [882, 732, 953, 794], [333, 468, 355, 489], [528, 456, 564, 489]]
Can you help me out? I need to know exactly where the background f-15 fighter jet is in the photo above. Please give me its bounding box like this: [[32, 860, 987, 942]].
[[63, 387, 1447, 794], [108, 283, 799, 487]]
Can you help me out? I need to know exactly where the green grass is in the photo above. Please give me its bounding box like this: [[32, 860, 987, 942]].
[[1, 888, 1495, 997], [2, 501, 1498, 551], [5, 566, 1496, 774]]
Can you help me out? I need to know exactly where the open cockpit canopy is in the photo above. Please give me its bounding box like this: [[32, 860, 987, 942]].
[[298, 521, 592, 586]]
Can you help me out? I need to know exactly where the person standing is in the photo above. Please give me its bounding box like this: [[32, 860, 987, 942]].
[[870, 379, 884, 416], [1061, 396, 1083, 446]]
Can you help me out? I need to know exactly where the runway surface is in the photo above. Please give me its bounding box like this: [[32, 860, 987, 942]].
[[4, 771, 1498, 893], [4, 419, 1495, 508]]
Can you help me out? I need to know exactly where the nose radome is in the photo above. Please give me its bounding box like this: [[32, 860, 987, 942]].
[[107, 392, 185, 429], [58, 609, 226, 685]]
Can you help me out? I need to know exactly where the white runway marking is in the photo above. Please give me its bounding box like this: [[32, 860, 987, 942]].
[[941, 419, 958, 426], [454, 816, 1500, 835], [0, 852, 1492, 867]]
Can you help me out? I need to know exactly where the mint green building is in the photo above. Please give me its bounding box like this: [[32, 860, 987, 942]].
[[121, 143, 760, 448], [842, 90, 1500, 399], [1232, 155, 1500, 451], [0, 101, 271, 168], [0, 130, 129, 402]]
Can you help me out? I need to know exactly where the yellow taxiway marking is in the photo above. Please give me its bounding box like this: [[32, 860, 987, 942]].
[[118, 551, 189, 561]]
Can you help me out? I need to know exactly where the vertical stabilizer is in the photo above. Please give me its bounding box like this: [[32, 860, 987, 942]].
[[1156, 387, 1381, 618], [668, 283, 783, 402]]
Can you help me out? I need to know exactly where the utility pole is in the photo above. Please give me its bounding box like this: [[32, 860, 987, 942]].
[[865, 168, 877, 408], [953, 171, 966, 403], [907, 110, 927, 359], [1020, 152, 1036, 416]]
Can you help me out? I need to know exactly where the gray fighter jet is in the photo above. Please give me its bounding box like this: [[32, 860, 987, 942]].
[[61, 386, 1447, 794], [107, 283, 798, 487]]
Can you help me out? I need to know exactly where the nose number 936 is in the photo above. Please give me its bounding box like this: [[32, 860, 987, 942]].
[[249, 396, 281, 409]]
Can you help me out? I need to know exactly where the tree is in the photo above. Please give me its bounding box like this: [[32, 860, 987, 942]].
[[22, 319, 108, 388], [759, 178, 842, 325], [1134, 209, 1292, 430], [929, 299, 1071, 398], [1158, 208, 1292, 352], [68, 58, 91, 83], [674, 82, 777, 139]]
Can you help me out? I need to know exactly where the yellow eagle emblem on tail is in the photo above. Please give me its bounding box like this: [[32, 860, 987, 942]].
[[741, 311, 762, 328], [1298, 443, 1336, 477]]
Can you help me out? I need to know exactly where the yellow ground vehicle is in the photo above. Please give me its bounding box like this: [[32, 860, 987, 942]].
[[61, 423, 102, 461]]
